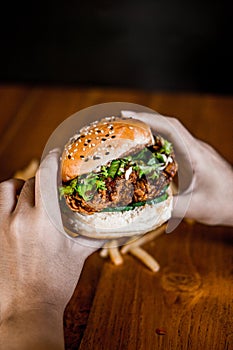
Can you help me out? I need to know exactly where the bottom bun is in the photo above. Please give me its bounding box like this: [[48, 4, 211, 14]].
[[66, 186, 173, 239]]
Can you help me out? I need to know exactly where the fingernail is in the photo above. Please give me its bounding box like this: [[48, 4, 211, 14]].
[[121, 110, 135, 118], [49, 148, 61, 154]]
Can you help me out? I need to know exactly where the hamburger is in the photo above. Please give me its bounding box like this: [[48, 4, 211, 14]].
[[59, 116, 178, 239]]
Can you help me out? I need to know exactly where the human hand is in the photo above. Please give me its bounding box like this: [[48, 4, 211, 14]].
[[122, 111, 233, 227], [0, 149, 103, 349]]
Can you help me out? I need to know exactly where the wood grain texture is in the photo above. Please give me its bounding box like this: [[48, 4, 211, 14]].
[[78, 223, 233, 350], [0, 85, 30, 139], [0, 85, 232, 350]]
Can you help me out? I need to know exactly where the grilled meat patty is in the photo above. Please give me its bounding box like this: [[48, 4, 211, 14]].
[[65, 155, 177, 215]]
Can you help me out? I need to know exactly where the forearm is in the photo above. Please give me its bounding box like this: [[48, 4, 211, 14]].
[[0, 307, 64, 350]]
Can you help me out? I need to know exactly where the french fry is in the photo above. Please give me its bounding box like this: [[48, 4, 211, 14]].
[[99, 247, 109, 258], [121, 235, 138, 247], [121, 224, 166, 254], [14, 158, 39, 180], [99, 240, 119, 258], [108, 240, 123, 266], [184, 218, 196, 225], [129, 247, 160, 272]]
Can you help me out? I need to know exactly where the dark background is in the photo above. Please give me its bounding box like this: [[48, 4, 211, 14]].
[[0, 0, 232, 93]]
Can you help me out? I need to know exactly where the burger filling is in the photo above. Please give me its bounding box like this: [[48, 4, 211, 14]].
[[60, 136, 178, 215]]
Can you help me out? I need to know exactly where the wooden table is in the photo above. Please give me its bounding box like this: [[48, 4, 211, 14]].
[[0, 84, 232, 349]]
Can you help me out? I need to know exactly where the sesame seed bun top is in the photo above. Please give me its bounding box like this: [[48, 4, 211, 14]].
[[61, 117, 154, 182]]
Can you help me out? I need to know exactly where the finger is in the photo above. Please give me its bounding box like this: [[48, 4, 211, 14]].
[[121, 110, 196, 163], [121, 110, 194, 175], [166, 191, 194, 233], [15, 177, 36, 211], [122, 110, 195, 194], [37, 148, 108, 249], [0, 178, 25, 215], [121, 110, 195, 151], [121, 111, 197, 232], [35, 148, 64, 232], [172, 192, 194, 218]]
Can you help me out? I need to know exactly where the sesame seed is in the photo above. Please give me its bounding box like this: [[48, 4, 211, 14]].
[[74, 148, 78, 152], [83, 148, 86, 151], [92, 143, 95, 147], [80, 155, 85, 159], [105, 134, 109, 137], [111, 135, 116, 138], [102, 138, 107, 141], [96, 136, 99, 139], [71, 157, 75, 160]]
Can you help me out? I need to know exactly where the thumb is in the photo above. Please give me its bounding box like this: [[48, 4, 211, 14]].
[[172, 192, 193, 219], [166, 192, 193, 233], [36, 148, 64, 233]]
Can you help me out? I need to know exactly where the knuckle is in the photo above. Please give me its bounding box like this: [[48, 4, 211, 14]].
[[0, 178, 24, 195], [167, 116, 182, 127], [0, 179, 12, 188], [0, 179, 14, 194]]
